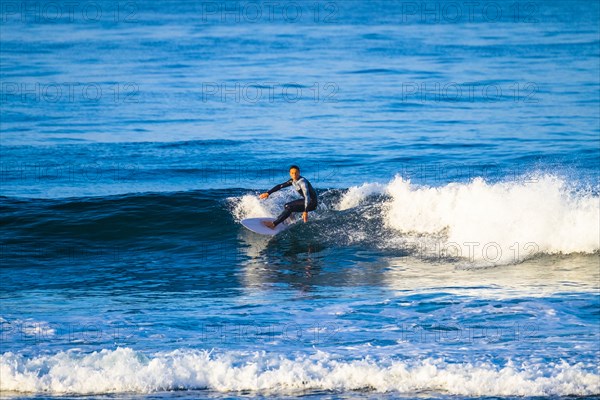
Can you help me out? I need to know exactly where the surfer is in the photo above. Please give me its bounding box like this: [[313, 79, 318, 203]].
[[259, 165, 318, 229]]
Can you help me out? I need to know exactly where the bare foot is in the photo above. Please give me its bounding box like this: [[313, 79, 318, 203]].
[[261, 220, 275, 229]]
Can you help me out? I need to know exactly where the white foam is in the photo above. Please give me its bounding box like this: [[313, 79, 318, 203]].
[[337, 183, 387, 210], [229, 193, 277, 221], [1, 348, 598, 396], [1, 318, 56, 339], [382, 174, 600, 265], [230, 189, 312, 223]]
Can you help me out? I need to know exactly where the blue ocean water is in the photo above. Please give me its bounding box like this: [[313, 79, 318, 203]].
[[1, 0, 599, 398]]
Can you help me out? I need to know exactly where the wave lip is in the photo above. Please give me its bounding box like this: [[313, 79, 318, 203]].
[[1, 348, 599, 396]]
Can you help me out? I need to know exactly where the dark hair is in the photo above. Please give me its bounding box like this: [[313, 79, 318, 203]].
[[289, 165, 300, 171]]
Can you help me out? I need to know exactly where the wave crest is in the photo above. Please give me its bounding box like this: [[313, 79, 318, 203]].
[[335, 174, 599, 265], [2, 348, 598, 396]]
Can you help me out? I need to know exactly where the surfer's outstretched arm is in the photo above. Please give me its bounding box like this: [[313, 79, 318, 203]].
[[259, 179, 293, 199]]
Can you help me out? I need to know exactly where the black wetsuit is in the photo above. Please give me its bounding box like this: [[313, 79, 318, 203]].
[[267, 176, 318, 226]]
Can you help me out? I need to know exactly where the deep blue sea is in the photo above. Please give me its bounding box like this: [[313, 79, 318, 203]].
[[1, 0, 599, 398]]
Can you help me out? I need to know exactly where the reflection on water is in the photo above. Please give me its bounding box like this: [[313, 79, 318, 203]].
[[237, 227, 391, 292], [383, 253, 600, 298]]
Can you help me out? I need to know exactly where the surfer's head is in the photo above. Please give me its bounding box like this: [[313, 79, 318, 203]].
[[289, 165, 300, 181]]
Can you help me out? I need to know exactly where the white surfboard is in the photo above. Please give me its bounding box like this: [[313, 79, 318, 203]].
[[241, 217, 290, 236]]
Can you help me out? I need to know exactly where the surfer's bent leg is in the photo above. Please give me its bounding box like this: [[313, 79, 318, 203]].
[[273, 199, 318, 226], [273, 199, 305, 226]]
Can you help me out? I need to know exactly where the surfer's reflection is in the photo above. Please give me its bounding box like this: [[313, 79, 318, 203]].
[[237, 231, 324, 292], [237, 228, 388, 292]]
